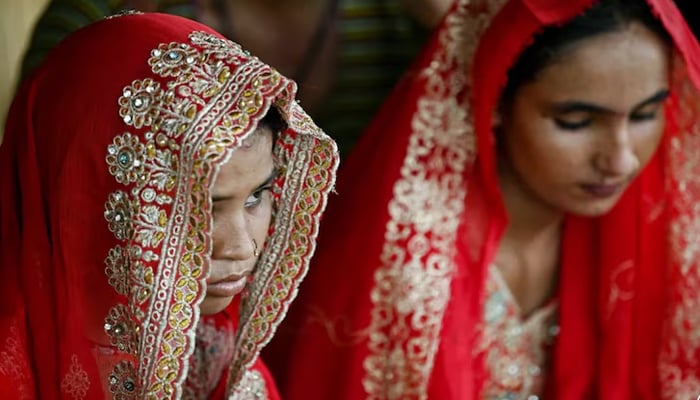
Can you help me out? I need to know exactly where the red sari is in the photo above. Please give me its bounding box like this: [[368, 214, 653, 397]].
[[264, 0, 700, 398], [0, 12, 338, 399]]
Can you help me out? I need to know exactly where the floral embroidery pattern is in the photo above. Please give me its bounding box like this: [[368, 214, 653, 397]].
[[104, 304, 138, 353], [103, 31, 287, 397], [229, 370, 268, 400], [149, 43, 199, 77], [604, 260, 635, 320], [361, 1, 507, 398], [106, 132, 148, 185], [101, 27, 338, 398], [660, 59, 700, 398], [119, 79, 162, 129], [60, 355, 91, 400], [104, 191, 135, 241], [183, 319, 236, 398], [478, 267, 557, 399], [108, 361, 138, 399], [105, 246, 130, 296], [0, 324, 32, 399]]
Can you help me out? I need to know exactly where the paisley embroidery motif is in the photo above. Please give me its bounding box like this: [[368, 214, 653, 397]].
[[0, 324, 32, 399], [60, 355, 91, 400]]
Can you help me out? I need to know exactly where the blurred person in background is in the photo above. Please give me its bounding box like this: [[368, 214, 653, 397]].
[[17, 0, 451, 156], [264, 0, 700, 398]]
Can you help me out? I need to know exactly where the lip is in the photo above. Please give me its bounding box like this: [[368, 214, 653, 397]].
[[206, 275, 248, 298], [579, 182, 625, 198]]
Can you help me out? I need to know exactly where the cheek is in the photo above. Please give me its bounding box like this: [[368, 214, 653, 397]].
[[210, 208, 227, 242], [507, 120, 587, 181], [634, 119, 665, 163], [250, 201, 273, 240]]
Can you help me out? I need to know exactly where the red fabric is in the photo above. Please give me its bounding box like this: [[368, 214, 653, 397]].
[[0, 12, 338, 399], [264, 0, 700, 398]]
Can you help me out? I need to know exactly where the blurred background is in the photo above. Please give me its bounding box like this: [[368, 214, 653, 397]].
[[0, 0, 50, 140], [0, 0, 697, 146], [0, 0, 448, 152]]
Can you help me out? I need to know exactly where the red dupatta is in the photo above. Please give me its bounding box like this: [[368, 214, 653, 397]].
[[0, 12, 338, 399], [265, 0, 700, 398]]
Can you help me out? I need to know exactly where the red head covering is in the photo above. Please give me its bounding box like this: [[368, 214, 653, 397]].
[[0, 12, 338, 399], [265, 0, 700, 398]]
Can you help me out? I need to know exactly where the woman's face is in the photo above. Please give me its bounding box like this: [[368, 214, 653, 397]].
[[500, 22, 670, 217], [203, 128, 275, 315]]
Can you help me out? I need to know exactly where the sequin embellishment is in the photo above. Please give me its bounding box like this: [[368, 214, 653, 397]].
[[102, 29, 297, 398]]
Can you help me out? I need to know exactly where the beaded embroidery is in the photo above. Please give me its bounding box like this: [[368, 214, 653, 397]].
[[182, 319, 236, 398], [478, 267, 558, 400], [102, 28, 338, 397], [228, 370, 268, 400]]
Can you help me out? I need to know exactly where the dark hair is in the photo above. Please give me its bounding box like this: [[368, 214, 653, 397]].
[[259, 105, 287, 143], [500, 0, 671, 106]]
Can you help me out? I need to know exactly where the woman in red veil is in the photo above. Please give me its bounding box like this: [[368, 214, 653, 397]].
[[265, 0, 700, 398], [0, 12, 338, 399]]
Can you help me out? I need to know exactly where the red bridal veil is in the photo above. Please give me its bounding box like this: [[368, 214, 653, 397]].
[[265, 0, 700, 398], [0, 12, 338, 399]]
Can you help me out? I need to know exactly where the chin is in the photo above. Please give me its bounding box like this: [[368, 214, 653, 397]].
[[199, 296, 234, 315], [564, 197, 622, 218]]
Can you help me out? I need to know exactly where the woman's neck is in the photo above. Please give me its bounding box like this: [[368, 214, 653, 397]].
[[498, 160, 563, 244], [494, 159, 563, 316]]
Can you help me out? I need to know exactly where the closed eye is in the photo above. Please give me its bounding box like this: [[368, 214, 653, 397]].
[[554, 116, 592, 131], [630, 90, 669, 122], [630, 102, 665, 123], [629, 110, 659, 122]]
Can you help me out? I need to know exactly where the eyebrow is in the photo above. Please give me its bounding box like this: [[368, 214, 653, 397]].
[[549, 89, 670, 115]]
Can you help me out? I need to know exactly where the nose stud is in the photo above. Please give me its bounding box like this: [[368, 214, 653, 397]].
[[253, 239, 260, 258]]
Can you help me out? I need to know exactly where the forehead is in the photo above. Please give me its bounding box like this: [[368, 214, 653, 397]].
[[524, 22, 670, 105], [241, 126, 274, 149], [212, 130, 274, 195]]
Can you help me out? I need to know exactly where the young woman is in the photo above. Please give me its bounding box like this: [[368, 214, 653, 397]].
[[265, 0, 700, 398], [0, 12, 338, 398]]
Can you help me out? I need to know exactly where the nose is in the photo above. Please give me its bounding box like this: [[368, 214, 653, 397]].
[[594, 123, 639, 177], [212, 211, 256, 261]]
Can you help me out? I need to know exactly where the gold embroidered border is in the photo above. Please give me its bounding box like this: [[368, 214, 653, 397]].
[[361, 1, 506, 398], [660, 57, 700, 398], [227, 100, 339, 390], [103, 30, 300, 398]]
